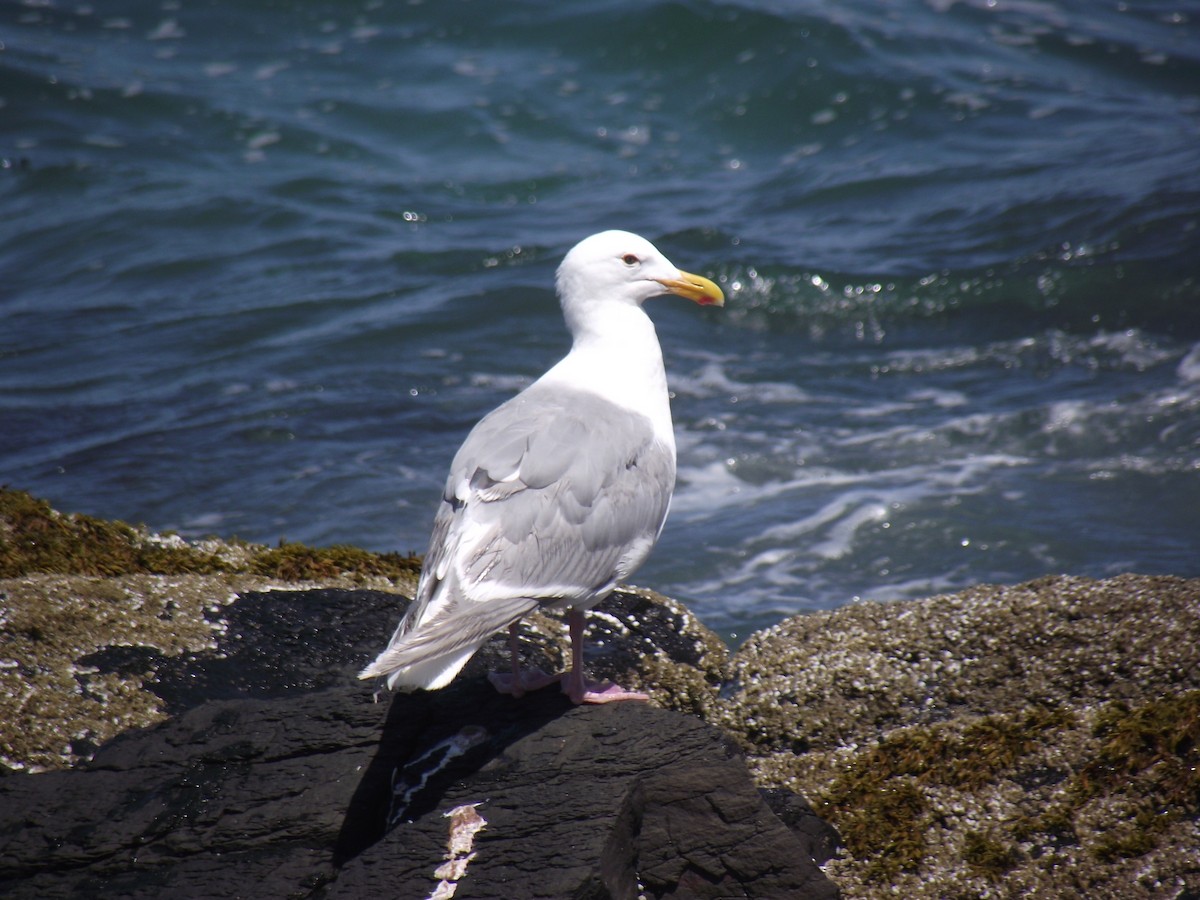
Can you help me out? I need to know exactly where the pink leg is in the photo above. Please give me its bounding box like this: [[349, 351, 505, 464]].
[[488, 623, 557, 697], [560, 608, 649, 705]]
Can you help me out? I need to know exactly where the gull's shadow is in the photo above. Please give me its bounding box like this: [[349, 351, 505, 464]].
[[333, 675, 572, 867]]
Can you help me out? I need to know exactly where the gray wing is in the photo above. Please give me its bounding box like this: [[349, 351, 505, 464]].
[[399, 382, 676, 636]]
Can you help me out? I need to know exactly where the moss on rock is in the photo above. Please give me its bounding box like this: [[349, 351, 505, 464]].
[[0, 490, 728, 772], [0, 488, 234, 577], [0, 489, 420, 771], [0, 487, 423, 585], [721, 575, 1200, 898], [251, 541, 423, 583]]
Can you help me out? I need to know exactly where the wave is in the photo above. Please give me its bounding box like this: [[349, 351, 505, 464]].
[[659, 332, 1200, 627], [713, 254, 1200, 339]]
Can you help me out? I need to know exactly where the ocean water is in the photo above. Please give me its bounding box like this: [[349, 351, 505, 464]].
[[2, 0, 1198, 640]]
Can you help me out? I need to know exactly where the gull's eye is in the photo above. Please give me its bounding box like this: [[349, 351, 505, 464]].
[[621, 253, 640, 266]]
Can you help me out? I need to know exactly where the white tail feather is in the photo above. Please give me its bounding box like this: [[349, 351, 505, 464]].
[[359, 595, 539, 691], [384, 645, 479, 692]]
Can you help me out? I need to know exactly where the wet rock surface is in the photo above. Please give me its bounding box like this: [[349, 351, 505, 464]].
[[1, 574, 728, 773], [4, 494, 1197, 898], [0, 568, 832, 899], [0, 674, 836, 899], [334, 693, 838, 899]]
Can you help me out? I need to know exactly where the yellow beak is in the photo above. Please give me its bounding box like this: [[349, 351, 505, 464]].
[[656, 270, 725, 307]]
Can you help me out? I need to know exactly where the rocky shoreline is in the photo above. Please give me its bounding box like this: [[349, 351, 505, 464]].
[[2, 489, 1197, 897]]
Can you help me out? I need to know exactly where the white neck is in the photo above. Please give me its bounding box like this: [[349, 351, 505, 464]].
[[540, 302, 675, 446]]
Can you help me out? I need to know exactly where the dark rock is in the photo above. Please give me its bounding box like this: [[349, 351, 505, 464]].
[[334, 691, 838, 899], [146, 588, 407, 710], [1, 569, 730, 773], [0, 684, 379, 898], [0, 488, 726, 774], [0, 582, 831, 899], [0, 676, 838, 899], [759, 787, 842, 867]]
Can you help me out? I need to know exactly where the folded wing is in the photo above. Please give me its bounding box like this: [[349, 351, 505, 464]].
[[359, 383, 675, 690]]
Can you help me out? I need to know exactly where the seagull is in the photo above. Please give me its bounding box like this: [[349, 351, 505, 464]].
[[359, 230, 724, 703]]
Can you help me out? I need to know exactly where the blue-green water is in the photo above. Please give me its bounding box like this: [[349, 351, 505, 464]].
[[2, 0, 1198, 639]]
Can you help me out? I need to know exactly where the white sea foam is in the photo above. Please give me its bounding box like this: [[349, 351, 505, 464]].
[[842, 386, 968, 417], [671, 360, 809, 404], [667, 446, 1034, 618], [1177, 342, 1200, 383]]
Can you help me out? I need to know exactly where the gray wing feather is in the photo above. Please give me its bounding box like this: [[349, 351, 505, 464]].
[[402, 382, 674, 633], [363, 382, 675, 688]]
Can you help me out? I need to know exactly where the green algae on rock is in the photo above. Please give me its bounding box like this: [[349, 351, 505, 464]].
[[719, 574, 1200, 899], [0, 489, 421, 772], [250, 541, 423, 584], [0, 488, 423, 584], [0, 488, 234, 578], [0, 490, 730, 773]]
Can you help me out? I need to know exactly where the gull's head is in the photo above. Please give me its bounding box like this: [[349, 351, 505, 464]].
[[555, 230, 724, 315]]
